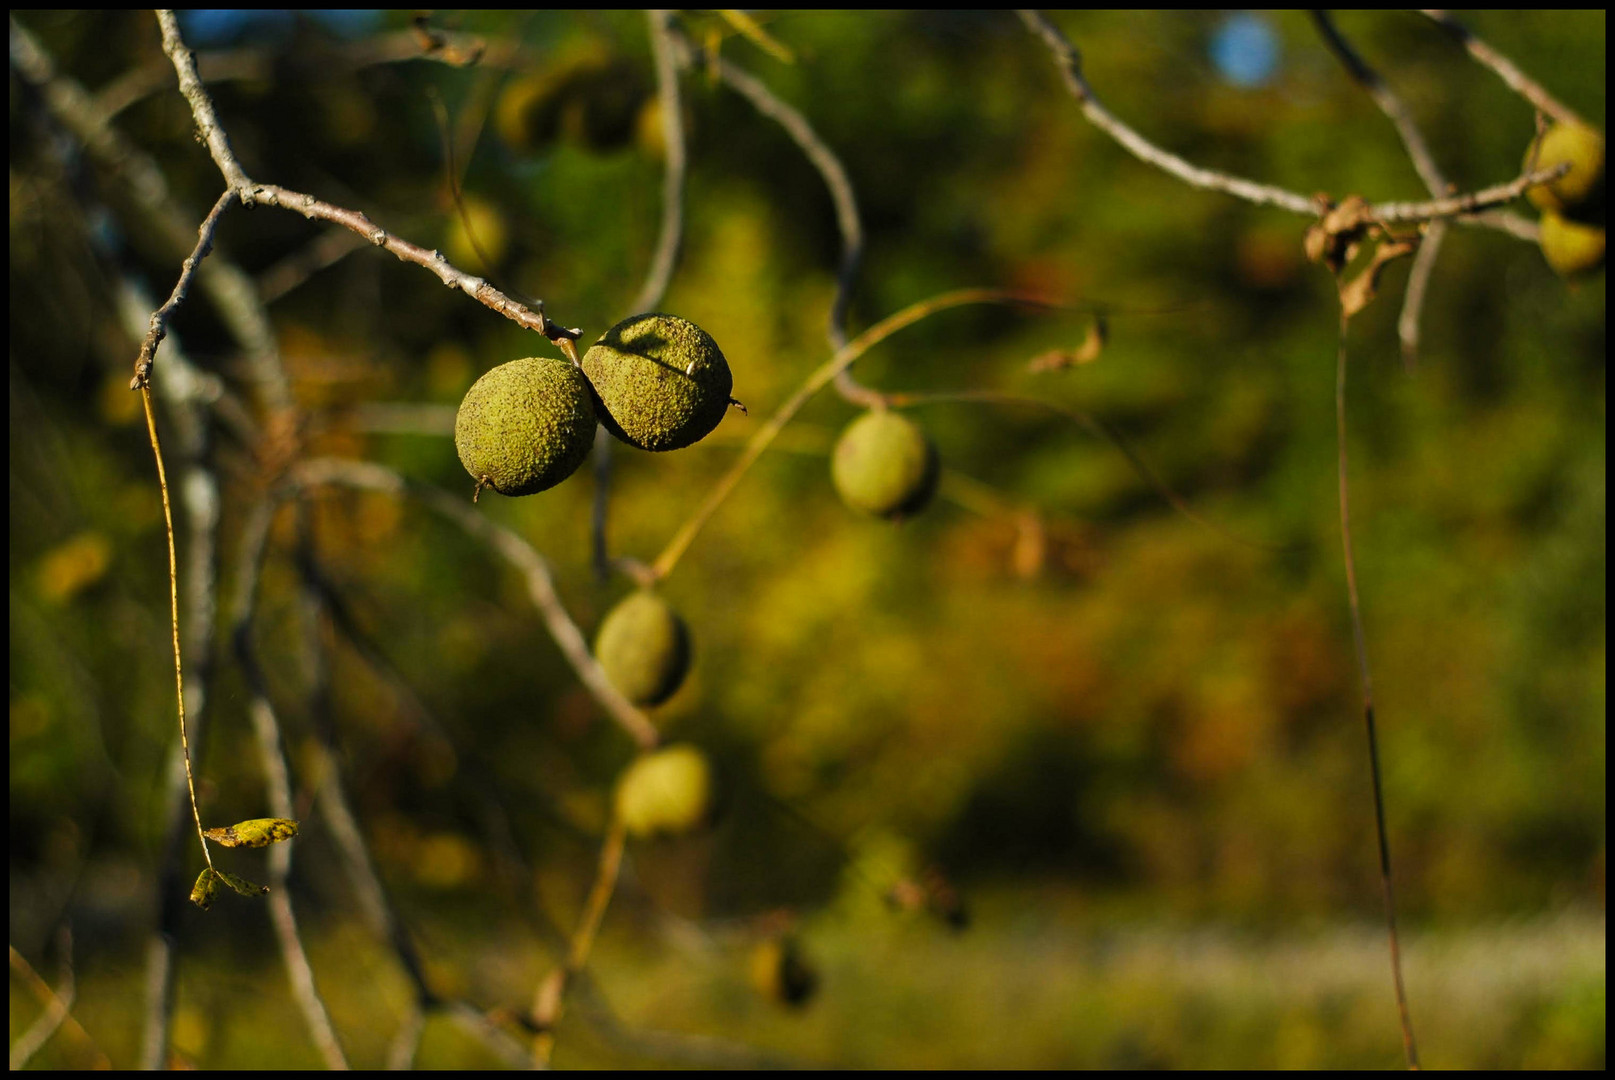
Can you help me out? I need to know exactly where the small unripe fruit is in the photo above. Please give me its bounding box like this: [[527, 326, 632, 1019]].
[[831, 409, 940, 520], [454, 357, 596, 496], [582, 314, 733, 452], [615, 744, 713, 839], [595, 589, 691, 707], [1539, 210, 1607, 278], [1526, 122, 1606, 215]]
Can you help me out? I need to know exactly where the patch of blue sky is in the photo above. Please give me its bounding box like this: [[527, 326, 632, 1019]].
[[1209, 12, 1280, 89]]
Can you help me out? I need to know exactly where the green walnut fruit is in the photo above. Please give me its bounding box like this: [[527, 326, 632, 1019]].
[[1539, 210, 1607, 278], [1526, 122, 1606, 215], [831, 409, 940, 520], [615, 744, 713, 839], [595, 589, 691, 707], [454, 357, 596, 496], [581, 314, 733, 452]]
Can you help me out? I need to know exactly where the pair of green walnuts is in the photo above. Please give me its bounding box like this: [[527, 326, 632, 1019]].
[[455, 312, 733, 498], [1528, 121, 1606, 278]]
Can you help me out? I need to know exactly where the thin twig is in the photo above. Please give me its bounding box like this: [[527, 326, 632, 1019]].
[[1397, 225, 1445, 369], [1368, 168, 1562, 224], [88, 79, 240, 1068], [1419, 10, 1588, 128], [1334, 311, 1420, 1071], [289, 459, 660, 750], [130, 189, 235, 389], [1019, 9, 1315, 213], [1019, 10, 1559, 232], [139, 387, 209, 872], [108, 272, 228, 1071], [250, 183, 583, 348], [651, 288, 1057, 580], [136, 382, 209, 1073]]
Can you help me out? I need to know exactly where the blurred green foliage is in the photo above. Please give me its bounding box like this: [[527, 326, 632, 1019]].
[[9, 9, 1604, 1068]]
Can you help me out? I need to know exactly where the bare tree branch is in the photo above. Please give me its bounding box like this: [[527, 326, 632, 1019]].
[[247, 183, 585, 347], [1019, 10, 1558, 232], [145, 10, 582, 356], [1019, 10, 1316, 213], [129, 189, 236, 389], [154, 10, 252, 192]]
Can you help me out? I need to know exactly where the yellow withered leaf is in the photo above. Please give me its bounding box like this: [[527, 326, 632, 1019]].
[[203, 818, 299, 849], [190, 868, 221, 911]]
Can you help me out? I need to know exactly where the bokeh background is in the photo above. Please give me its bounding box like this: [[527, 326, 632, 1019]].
[[9, 9, 1604, 1068]]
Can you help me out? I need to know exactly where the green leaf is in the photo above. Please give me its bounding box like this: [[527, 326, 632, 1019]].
[[190, 867, 221, 910], [215, 870, 270, 898], [203, 817, 299, 848]]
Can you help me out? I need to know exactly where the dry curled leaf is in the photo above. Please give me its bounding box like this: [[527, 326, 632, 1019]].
[[1304, 194, 1374, 273], [1339, 238, 1419, 318], [203, 817, 299, 849]]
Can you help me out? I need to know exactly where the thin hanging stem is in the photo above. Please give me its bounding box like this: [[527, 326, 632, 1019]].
[[141, 386, 211, 870], [1335, 312, 1420, 1070]]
